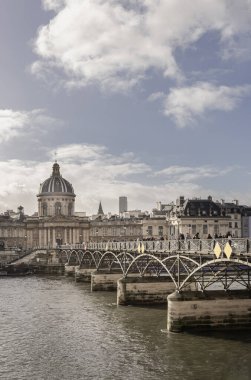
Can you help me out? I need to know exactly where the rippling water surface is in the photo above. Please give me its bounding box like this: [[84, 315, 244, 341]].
[[0, 276, 251, 380]]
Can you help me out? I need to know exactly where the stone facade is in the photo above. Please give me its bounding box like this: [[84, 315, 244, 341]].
[[1, 166, 251, 250], [167, 196, 251, 239], [90, 218, 143, 242], [0, 213, 26, 250], [0, 163, 89, 250]]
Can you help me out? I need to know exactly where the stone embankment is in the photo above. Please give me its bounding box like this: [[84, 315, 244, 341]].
[[167, 290, 251, 332]]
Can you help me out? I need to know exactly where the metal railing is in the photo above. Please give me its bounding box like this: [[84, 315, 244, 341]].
[[57, 238, 251, 255]]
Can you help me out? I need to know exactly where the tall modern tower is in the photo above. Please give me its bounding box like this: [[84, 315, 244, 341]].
[[119, 196, 128, 213]]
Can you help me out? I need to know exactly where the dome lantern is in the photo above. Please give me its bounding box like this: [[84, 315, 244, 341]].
[[52, 161, 60, 176]]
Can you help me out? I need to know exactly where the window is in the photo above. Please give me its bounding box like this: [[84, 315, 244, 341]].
[[203, 225, 208, 234], [147, 226, 153, 236], [68, 203, 73, 216], [158, 226, 163, 236], [234, 222, 238, 228], [42, 203, 47, 216], [55, 202, 62, 216], [229, 222, 232, 228]]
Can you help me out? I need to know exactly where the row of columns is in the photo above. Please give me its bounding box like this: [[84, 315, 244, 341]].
[[38, 227, 82, 247]]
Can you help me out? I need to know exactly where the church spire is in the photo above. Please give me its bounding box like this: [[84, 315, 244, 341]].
[[98, 201, 104, 215]]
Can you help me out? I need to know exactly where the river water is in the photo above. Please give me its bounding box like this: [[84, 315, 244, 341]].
[[0, 276, 250, 380]]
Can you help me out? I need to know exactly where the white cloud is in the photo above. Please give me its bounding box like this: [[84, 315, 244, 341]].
[[147, 92, 165, 102], [0, 143, 249, 215], [42, 0, 65, 11], [53, 143, 151, 179], [0, 109, 61, 143], [163, 83, 251, 127], [156, 165, 235, 182], [32, 0, 251, 92]]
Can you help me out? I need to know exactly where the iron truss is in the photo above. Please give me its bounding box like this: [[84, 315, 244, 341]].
[[57, 241, 251, 292]]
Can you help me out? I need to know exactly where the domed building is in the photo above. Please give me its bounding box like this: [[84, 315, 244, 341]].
[[25, 162, 90, 248], [37, 162, 76, 218]]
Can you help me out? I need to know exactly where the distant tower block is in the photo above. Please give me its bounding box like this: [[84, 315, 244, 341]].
[[119, 196, 128, 213]]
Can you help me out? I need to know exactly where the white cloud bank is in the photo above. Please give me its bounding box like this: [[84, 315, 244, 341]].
[[0, 109, 61, 142], [155, 164, 235, 182], [32, 0, 251, 92], [31, 0, 251, 125], [163, 83, 251, 127], [0, 143, 248, 215]]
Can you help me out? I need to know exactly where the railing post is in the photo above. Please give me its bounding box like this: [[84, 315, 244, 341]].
[[177, 252, 180, 291]]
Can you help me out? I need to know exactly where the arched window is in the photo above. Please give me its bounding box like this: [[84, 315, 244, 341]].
[[68, 203, 73, 216], [42, 203, 47, 216], [55, 202, 62, 216]]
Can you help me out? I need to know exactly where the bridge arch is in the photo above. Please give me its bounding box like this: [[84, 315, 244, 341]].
[[125, 253, 177, 285], [58, 249, 70, 264], [68, 250, 81, 265], [179, 257, 251, 291], [96, 251, 134, 275], [79, 250, 101, 269]]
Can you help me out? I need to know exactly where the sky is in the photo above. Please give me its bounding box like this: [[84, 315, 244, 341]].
[[0, 0, 251, 215]]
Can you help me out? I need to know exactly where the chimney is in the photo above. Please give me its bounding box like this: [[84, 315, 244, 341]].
[[156, 201, 162, 211]]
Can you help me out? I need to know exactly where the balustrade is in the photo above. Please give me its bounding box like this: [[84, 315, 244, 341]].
[[57, 238, 251, 254]]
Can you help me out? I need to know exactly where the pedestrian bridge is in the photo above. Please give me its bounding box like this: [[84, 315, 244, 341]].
[[19, 238, 251, 331], [57, 238, 251, 292]]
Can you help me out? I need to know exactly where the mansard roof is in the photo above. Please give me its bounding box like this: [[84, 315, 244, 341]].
[[183, 198, 222, 217]]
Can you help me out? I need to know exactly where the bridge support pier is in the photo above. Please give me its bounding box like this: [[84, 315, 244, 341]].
[[75, 267, 95, 282], [64, 264, 76, 276], [117, 276, 176, 306], [91, 271, 123, 291], [167, 290, 251, 332]]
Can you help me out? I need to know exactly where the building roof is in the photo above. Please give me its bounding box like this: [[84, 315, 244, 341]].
[[182, 198, 222, 217], [38, 162, 75, 196]]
